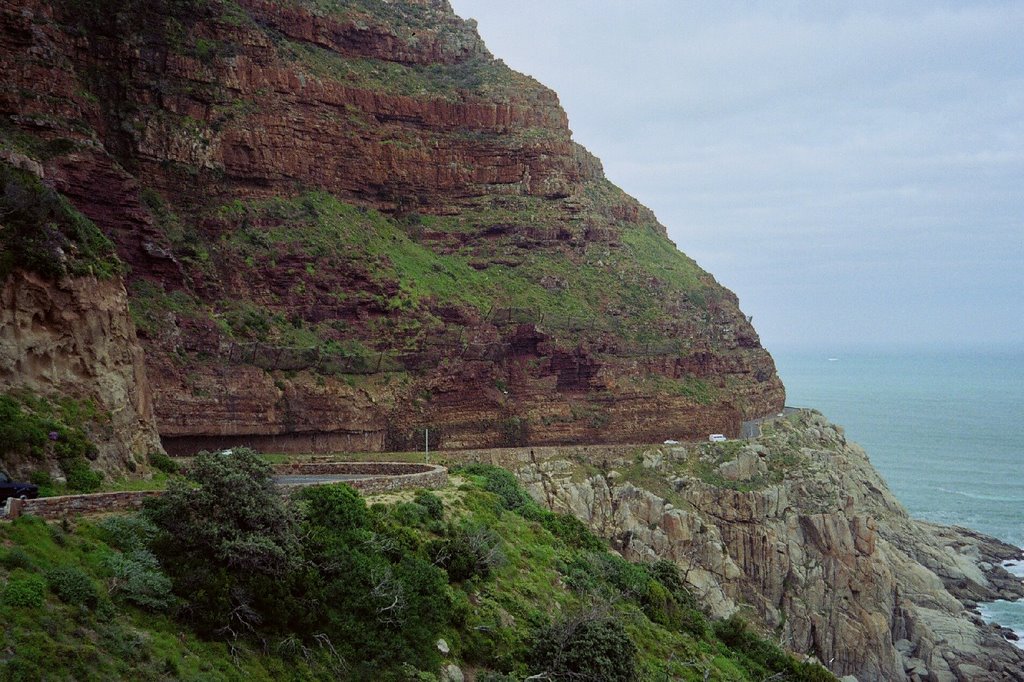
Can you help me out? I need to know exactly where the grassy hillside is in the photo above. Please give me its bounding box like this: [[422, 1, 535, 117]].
[[0, 451, 833, 681]]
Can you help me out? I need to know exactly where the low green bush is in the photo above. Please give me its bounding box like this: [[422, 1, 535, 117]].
[[63, 458, 103, 492], [147, 451, 179, 475], [534, 508, 604, 550], [714, 614, 835, 681], [455, 463, 532, 511], [105, 549, 174, 611], [46, 564, 99, 608], [413, 489, 444, 520], [0, 394, 50, 458], [427, 522, 505, 582], [3, 571, 46, 608], [97, 513, 160, 553], [528, 614, 637, 682], [0, 547, 34, 571]]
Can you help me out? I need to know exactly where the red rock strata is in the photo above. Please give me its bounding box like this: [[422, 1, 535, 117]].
[[0, 0, 784, 455]]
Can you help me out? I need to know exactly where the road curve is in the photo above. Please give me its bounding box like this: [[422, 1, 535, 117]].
[[272, 474, 370, 486]]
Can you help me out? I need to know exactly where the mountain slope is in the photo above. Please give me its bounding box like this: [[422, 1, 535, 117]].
[[0, 0, 783, 455]]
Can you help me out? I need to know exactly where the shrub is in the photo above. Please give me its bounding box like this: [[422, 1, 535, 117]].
[[97, 513, 159, 553], [297, 482, 368, 531], [559, 552, 603, 594], [535, 509, 604, 550], [0, 547, 34, 571], [0, 394, 49, 458], [713, 614, 834, 682], [147, 451, 179, 475], [63, 458, 103, 492], [105, 549, 174, 611], [456, 463, 532, 511], [389, 501, 432, 527], [3, 572, 46, 608], [528, 613, 637, 682], [413, 489, 443, 520], [427, 522, 505, 582], [645, 559, 709, 637], [46, 565, 99, 608]]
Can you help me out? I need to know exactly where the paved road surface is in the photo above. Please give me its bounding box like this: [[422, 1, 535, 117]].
[[273, 474, 370, 486], [741, 406, 803, 439]]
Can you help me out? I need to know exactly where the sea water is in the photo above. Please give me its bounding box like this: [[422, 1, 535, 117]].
[[772, 348, 1024, 646]]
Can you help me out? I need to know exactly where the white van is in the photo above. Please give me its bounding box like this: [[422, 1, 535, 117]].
[[708, 434, 727, 443]]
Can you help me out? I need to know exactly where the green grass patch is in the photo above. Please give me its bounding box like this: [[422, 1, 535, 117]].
[[0, 389, 106, 492]]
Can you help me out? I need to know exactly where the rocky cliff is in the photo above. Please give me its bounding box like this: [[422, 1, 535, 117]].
[[0, 0, 783, 455], [508, 411, 1024, 681], [0, 269, 162, 476]]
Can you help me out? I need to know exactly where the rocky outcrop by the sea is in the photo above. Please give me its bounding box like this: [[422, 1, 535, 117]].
[[512, 410, 1024, 681]]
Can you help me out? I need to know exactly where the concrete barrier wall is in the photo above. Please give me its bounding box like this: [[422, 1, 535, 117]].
[[340, 466, 446, 495]]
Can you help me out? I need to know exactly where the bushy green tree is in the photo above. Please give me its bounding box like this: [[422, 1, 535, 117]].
[[295, 484, 452, 674], [144, 448, 302, 636]]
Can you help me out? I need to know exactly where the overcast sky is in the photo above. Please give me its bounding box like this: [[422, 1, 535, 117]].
[[448, 0, 1024, 352]]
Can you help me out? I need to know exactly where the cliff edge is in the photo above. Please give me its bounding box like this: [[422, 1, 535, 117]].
[[510, 411, 1024, 681], [0, 0, 782, 455]]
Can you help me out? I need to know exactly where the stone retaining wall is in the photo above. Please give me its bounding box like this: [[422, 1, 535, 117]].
[[272, 462, 447, 495], [4, 490, 163, 520], [271, 461, 440, 477], [1, 462, 447, 520]]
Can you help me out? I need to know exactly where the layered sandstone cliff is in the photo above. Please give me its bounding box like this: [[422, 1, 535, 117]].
[[0, 0, 783, 454], [508, 411, 1024, 681]]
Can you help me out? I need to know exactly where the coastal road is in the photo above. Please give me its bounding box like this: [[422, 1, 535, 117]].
[[272, 474, 370, 486], [741, 406, 803, 439]]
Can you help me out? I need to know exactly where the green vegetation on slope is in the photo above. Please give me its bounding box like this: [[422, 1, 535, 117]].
[[0, 164, 123, 281], [0, 451, 833, 680], [133, 187, 725, 378], [0, 390, 107, 493]]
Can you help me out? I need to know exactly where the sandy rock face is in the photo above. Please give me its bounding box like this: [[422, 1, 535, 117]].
[[0, 270, 163, 475], [515, 412, 1024, 681]]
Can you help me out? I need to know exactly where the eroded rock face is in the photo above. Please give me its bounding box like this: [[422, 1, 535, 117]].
[[0, 0, 784, 452], [514, 412, 1024, 681], [0, 271, 163, 475]]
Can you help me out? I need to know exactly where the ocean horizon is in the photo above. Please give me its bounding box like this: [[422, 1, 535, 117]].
[[772, 346, 1024, 647]]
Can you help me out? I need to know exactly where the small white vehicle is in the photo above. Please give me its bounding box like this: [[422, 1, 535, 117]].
[[708, 434, 727, 443], [663, 439, 680, 445]]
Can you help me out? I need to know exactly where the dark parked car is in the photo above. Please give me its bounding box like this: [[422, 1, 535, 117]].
[[0, 471, 38, 503]]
